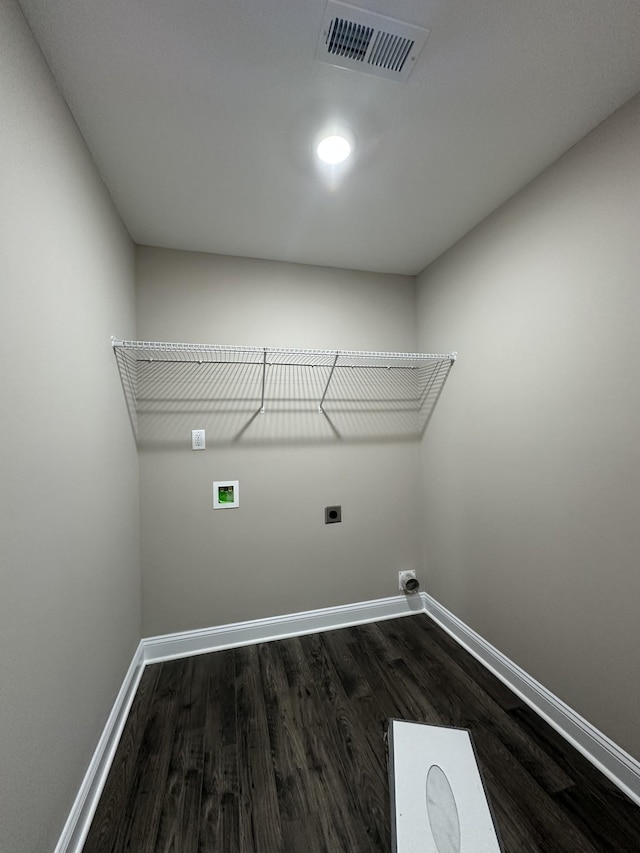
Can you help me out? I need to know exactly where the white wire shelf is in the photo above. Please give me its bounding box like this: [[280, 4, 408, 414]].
[[112, 338, 456, 444]]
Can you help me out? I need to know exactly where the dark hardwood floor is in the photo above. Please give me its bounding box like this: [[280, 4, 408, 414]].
[[83, 615, 640, 852]]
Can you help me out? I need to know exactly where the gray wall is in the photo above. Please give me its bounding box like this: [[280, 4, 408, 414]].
[[416, 93, 640, 759], [136, 248, 420, 635], [0, 2, 140, 851]]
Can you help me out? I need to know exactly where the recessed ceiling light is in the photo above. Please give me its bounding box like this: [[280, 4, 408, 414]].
[[316, 135, 351, 164]]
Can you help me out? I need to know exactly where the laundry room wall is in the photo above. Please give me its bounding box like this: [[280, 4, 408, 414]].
[[416, 93, 640, 760], [0, 2, 140, 851], [136, 248, 422, 635]]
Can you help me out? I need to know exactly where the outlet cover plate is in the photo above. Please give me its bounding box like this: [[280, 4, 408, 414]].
[[192, 429, 206, 450]]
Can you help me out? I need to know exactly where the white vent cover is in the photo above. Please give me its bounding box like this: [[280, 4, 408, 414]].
[[316, 1, 429, 81]]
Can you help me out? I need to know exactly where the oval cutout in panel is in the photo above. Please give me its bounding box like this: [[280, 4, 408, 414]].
[[426, 764, 461, 853]]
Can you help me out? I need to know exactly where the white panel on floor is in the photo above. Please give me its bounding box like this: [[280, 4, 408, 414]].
[[388, 720, 503, 853]]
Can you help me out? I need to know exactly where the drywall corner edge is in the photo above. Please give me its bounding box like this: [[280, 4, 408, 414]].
[[54, 642, 146, 853]]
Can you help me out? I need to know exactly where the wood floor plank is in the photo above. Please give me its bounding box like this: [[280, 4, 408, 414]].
[[299, 631, 391, 852], [382, 616, 576, 795], [416, 614, 528, 711], [319, 627, 392, 778], [510, 702, 635, 797], [198, 649, 239, 852], [235, 644, 284, 853], [552, 786, 640, 853], [320, 628, 374, 700], [275, 637, 328, 731], [305, 718, 379, 853], [110, 658, 187, 853], [347, 625, 442, 724], [257, 641, 327, 853], [154, 655, 208, 853], [277, 637, 379, 853], [83, 664, 162, 853], [471, 725, 601, 852], [509, 705, 640, 851]]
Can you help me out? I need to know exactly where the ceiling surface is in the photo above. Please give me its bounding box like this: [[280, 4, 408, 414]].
[[17, 0, 640, 275]]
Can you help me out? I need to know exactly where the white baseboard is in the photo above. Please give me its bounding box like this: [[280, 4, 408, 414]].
[[143, 593, 424, 663], [421, 592, 640, 807], [56, 590, 640, 852], [54, 642, 145, 853]]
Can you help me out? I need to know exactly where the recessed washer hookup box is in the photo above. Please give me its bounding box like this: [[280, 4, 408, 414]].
[[387, 719, 503, 853]]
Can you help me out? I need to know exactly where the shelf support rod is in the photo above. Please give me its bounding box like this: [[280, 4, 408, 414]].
[[260, 349, 267, 413], [318, 353, 339, 413]]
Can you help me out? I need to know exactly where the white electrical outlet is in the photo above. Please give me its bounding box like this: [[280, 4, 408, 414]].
[[191, 429, 206, 450]]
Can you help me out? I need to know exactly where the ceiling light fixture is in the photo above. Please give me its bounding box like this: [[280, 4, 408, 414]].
[[316, 135, 351, 164]]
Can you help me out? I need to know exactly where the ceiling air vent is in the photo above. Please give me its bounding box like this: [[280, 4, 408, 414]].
[[316, 1, 429, 82]]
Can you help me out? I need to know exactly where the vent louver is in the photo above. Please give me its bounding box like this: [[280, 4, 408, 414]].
[[316, 1, 429, 81]]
